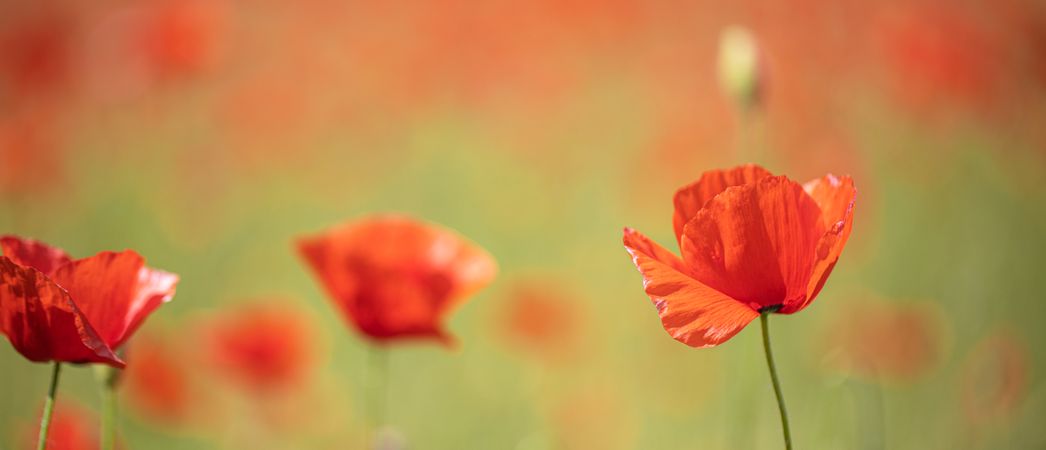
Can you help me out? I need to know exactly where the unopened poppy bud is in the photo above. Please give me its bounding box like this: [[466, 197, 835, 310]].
[[717, 26, 764, 110]]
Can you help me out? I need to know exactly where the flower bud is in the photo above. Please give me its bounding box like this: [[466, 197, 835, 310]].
[[717, 26, 764, 110]]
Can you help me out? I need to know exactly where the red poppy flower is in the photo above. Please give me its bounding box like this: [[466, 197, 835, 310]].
[[623, 164, 856, 347], [0, 236, 178, 367], [297, 215, 497, 345], [200, 303, 316, 393]]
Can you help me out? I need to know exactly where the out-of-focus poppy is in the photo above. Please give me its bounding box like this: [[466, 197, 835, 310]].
[[823, 300, 944, 382], [873, 3, 1004, 117], [495, 279, 583, 364], [200, 303, 316, 393], [122, 333, 193, 424], [960, 329, 1029, 424], [82, 0, 227, 101], [0, 236, 178, 367], [297, 215, 497, 345], [623, 164, 856, 347], [994, 0, 1046, 88], [22, 400, 100, 450], [0, 8, 74, 99], [0, 108, 67, 198], [136, 0, 226, 83]]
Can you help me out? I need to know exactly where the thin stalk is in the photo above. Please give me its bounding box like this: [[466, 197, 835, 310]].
[[36, 362, 62, 450], [364, 345, 389, 448], [760, 311, 793, 450], [851, 378, 885, 450], [369, 346, 389, 428], [95, 363, 121, 450], [100, 381, 117, 450]]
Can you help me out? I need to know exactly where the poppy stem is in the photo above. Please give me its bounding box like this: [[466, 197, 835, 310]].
[[100, 380, 117, 450], [36, 362, 62, 450], [372, 346, 389, 424], [95, 363, 121, 450], [760, 311, 793, 450], [365, 345, 389, 447]]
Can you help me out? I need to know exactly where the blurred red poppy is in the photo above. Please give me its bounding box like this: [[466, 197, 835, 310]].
[[0, 107, 68, 198], [122, 333, 193, 424], [0, 8, 74, 98], [824, 300, 943, 382], [961, 330, 1029, 424], [297, 215, 497, 345], [0, 236, 178, 367], [623, 164, 856, 347], [200, 303, 316, 393], [23, 400, 101, 450], [496, 280, 582, 364], [874, 3, 1004, 117], [137, 0, 226, 82]]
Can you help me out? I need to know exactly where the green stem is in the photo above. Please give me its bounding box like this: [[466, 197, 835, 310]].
[[100, 381, 117, 450], [363, 345, 389, 448], [369, 346, 389, 428], [36, 362, 62, 450], [851, 378, 885, 450], [760, 311, 793, 450]]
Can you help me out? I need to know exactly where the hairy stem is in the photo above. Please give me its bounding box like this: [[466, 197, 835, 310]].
[[36, 362, 62, 450], [760, 311, 793, 450]]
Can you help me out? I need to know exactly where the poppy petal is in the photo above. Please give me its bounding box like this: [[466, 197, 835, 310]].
[[50, 251, 178, 350], [680, 176, 825, 311], [672, 164, 773, 244], [297, 234, 357, 319], [0, 257, 123, 367], [624, 228, 758, 347], [621, 227, 689, 275], [425, 227, 498, 311], [788, 174, 856, 313], [0, 235, 72, 277]]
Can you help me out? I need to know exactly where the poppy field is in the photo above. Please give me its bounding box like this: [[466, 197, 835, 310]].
[[2, 1, 1045, 449]]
